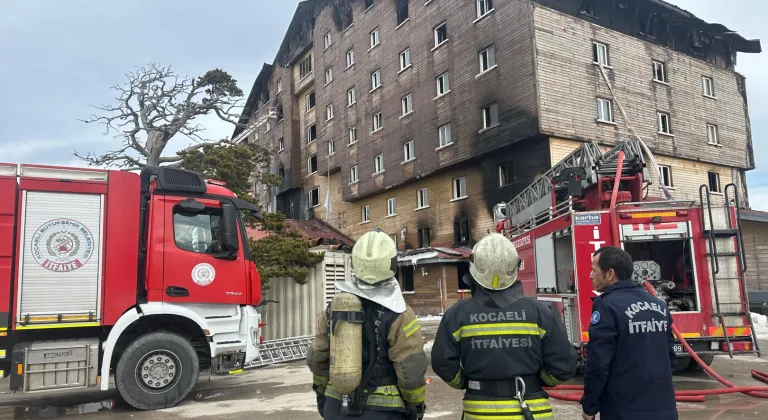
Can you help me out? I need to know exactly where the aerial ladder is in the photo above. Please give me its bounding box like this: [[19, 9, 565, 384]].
[[493, 139, 650, 236]]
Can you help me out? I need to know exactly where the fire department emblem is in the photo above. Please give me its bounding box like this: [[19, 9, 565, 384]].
[[31, 218, 94, 272], [191, 263, 216, 286]]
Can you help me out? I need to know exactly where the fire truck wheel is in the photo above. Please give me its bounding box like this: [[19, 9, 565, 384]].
[[685, 354, 715, 371], [675, 356, 691, 373], [115, 331, 200, 410]]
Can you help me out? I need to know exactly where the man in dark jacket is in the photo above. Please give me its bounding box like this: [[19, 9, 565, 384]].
[[431, 233, 577, 419], [580, 246, 678, 420]]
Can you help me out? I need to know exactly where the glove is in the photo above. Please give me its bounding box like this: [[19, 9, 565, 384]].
[[405, 403, 425, 420]]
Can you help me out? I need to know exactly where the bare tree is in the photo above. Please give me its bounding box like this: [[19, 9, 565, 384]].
[[76, 63, 245, 170]]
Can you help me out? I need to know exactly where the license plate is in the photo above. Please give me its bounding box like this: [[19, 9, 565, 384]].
[[673, 344, 683, 353]]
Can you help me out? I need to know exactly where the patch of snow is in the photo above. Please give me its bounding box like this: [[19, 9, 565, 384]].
[[751, 312, 768, 338], [424, 411, 454, 418], [418, 315, 443, 321], [424, 340, 434, 354]]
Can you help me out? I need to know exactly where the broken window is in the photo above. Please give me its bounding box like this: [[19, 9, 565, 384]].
[[434, 22, 448, 47], [580, 0, 596, 17], [653, 61, 667, 83], [702, 76, 715, 97], [400, 266, 414, 292], [299, 54, 313, 79], [593, 42, 609, 66], [708, 172, 721, 193], [498, 163, 512, 187], [418, 227, 431, 248], [307, 124, 317, 144], [657, 112, 671, 135], [479, 45, 496, 73], [454, 219, 470, 246], [707, 124, 719, 145], [659, 165, 673, 188], [597, 98, 613, 122], [397, 0, 409, 25], [308, 188, 320, 207], [477, 0, 493, 18]]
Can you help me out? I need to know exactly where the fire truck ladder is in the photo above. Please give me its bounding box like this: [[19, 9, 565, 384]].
[[700, 183, 760, 358], [500, 140, 649, 229], [244, 335, 314, 369]]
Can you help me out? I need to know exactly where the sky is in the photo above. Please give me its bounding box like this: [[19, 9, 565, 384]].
[[1, 0, 766, 208]]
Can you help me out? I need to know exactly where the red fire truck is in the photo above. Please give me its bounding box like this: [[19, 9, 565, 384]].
[[494, 140, 760, 371], [0, 163, 264, 409]]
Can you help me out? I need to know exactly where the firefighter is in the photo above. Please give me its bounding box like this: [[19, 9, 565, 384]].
[[431, 233, 577, 420], [580, 246, 678, 420], [307, 229, 428, 420]]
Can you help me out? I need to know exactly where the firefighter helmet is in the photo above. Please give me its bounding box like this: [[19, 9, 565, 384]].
[[469, 233, 520, 290], [352, 230, 398, 285]]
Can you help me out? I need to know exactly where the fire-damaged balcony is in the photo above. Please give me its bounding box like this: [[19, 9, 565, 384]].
[[535, 0, 761, 70]]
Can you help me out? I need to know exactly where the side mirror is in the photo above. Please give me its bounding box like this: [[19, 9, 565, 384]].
[[179, 198, 205, 213], [221, 202, 240, 253]]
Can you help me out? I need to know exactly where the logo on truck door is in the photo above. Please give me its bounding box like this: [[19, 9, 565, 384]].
[[31, 219, 94, 272], [191, 263, 216, 286]]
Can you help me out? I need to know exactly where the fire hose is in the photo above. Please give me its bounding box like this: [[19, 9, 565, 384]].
[[544, 281, 768, 404]]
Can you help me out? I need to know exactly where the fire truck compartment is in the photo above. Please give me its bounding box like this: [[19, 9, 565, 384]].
[[624, 239, 699, 312], [534, 230, 574, 293], [10, 339, 99, 393], [16, 191, 104, 325]]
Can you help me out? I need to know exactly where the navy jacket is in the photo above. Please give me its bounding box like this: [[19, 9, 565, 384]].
[[580, 280, 678, 420]]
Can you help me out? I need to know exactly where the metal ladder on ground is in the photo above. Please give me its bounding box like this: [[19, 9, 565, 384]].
[[244, 335, 314, 369], [700, 183, 761, 358]]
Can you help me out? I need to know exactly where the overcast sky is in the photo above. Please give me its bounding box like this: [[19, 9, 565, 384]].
[[1, 1, 766, 208]]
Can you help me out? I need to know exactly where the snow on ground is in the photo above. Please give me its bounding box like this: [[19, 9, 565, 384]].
[[419, 315, 443, 321], [751, 312, 768, 338]]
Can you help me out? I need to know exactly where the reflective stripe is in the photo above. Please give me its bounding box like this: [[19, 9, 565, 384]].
[[452, 323, 546, 341], [325, 384, 405, 409], [463, 398, 553, 419], [400, 385, 425, 403], [449, 369, 464, 389], [403, 318, 421, 338], [313, 374, 329, 386], [464, 412, 553, 420]]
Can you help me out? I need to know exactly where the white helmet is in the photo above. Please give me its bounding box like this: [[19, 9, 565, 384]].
[[352, 230, 398, 285], [469, 233, 520, 290]]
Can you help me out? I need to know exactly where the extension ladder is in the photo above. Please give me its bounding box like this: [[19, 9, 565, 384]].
[[244, 335, 314, 369]]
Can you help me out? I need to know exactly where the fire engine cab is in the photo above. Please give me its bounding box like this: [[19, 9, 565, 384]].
[[494, 140, 760, 371], [0, 163, 264, 410]]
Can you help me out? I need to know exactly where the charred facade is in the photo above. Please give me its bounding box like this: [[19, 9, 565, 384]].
[[234, 0, 760, 250]]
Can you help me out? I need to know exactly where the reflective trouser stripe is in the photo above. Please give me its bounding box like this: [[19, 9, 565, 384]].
[[463, 398, 553, 419], [452, 323, 546, 341], [325, 384, 405, 409], [400, 385, 425, 404]]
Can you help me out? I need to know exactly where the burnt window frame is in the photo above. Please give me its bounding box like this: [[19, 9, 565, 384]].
[[418, 227, 431, 248]]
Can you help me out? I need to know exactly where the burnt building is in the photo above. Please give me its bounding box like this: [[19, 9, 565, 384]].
[[233, 0, 760, 315]]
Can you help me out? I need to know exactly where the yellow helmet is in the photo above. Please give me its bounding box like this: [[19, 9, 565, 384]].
[[469, 233, 520, 290], [352, 230, 398, 285]]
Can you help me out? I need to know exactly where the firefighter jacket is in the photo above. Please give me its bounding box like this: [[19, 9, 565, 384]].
[[307, 298, 428, 415], [580, 280, 678, 420], [431, 280, 577, 420]]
